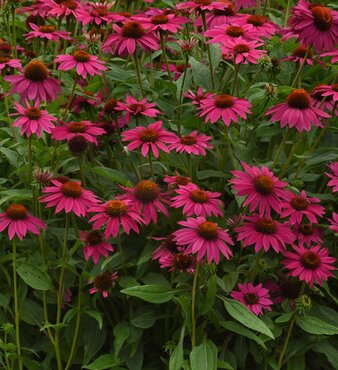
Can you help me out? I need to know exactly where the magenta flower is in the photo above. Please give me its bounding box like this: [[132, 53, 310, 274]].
[[221, 37, 266, 64], [55, 50, 106, 79], [160, 253, 197, 274], [230, 162, 287, 217], [235, 0, 257, 8], [51, 121, 105, 145], [135, 12, 189, 33], [0, 204, 46, 240], [169, 131, 213, 156], [282, 244, 336, 286], [235, 214, 295, 253], [24, 23, 71, 41], [88, 200, 143, 237], [89, 272, 119, 298], [173, 217, 234, 264], [40, 180, 99, 217], [118, 180, 170, 225], [161, 63, 191, 81], [171, 183, 223, 217], [103, 21, 159, 55], [329, 213, 338, 233], [231, 283, 273, 316], [199, 93, 252, 126], [280, 190, 325, 224], [184, 87, 213, 107], [326, 162, 338, 193], [282, 46, 324, 66], [205, 24, 258, 45], [152, 234, 181, 265], [311, 85, 336, 111], [265, 89, 331, 132], [76, 1, 118, 25], [163, 175, 192, 189], [0, 56, 21, 72], [115, 96, 162, 123], [80, 230, 114, 264], [317, 83, 338, 102], [293, 223, 323, 247], [198, 1, 242, 28], [122, 121, 177, 158], [176, 0, 226, 13], [47, 0, 81, 19], [321, 50, 338, 63], [5, 60, 61, 102], [11, 100, 57, 137], [240, 14, 279, 39]]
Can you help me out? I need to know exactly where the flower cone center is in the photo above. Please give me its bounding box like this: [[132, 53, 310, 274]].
[[151, 15, 169, 24], [6, 204, 28, 220], [68, 122, 88, 133], [94, 273, 113, 291], [140, 128, 159, 142], [226, 26, 244, 37], [86, 230, 104, 245], [215, 94, 234, 108], [298, 223, 313, 236], [234, 44, 250, 54], [121, 21, 145, 39], [247, 15, 266, 26], [198, 221, 219, 240], [73, 50, 91, 62], [106, 200, 128, 216], [38, 25, 55, 33], [24, 60, 48, 82], [174, 253, 194, 269], [181, 135, 197, 145], [301, 251, 320, 269], [255, 218, 277, 234], [61, 181, 83, 198], [134, 180, 160, 203], [291, 196, 308, 210], [25, 107, 41, 120], [190, 189, 209, 203], [244, 293, 258, 304], [254, 175, 274, 195], [311, 6, 333, 31]]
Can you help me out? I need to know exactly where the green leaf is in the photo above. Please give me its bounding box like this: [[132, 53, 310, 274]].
[[312, 340, 338, 368], [275, 312, 294, 324], [16, 263, 52, 291], [189, 57, 212, 89], [197, 170, 226, 180], [113, 321, 130, 357], [190, 339, 218, 370], [222, 298, 274, 339], [85, 310, 103, 330], [297, 316, 338, 335], [121, 284, 183, 304], [91, 166, 131, 186], [169, 326, 185, 370], [82, 354, 121, 369], [130, 306, 159, 329]]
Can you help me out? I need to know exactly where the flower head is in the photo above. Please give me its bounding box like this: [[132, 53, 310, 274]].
[[205, 24, 258, 45], [76, 1, 118, 25], [221, 37, 266, 64], [293, 223, 323, 246], [152, 233, 181, 266], [89, 271, 119, 298], [326, 162, 338, 193], [116, 96, 161, 123], [163, 174, 192, 189], [160, 252, 197, 274], [24, 23, 71, 41], [329, 212, 338, 233], [135, 11, 189, 33], [80, 230, 114, 264], [184, 87, 213, 107], [169, 131, 213, 155]]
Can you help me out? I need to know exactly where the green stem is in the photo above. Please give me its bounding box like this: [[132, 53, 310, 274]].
[[62, 77, 78, 121], [232, 64, 240, 96], [78, 155, 86, 187], [11, 7, 17, 58], [148, 152, 154, 180], [160, 31, 173, 83], [271, 128, 291, 171], [279, 133, 304, 178], [283, 0, 291, 27], [132, 52, 145, 97], [224, 126, 237, 169], [291, 48, 310, 88], [191, 263, 199, 348], [201, 12, 215, 89], [1, 74, 10, 118], [178, 55, 189, 112]]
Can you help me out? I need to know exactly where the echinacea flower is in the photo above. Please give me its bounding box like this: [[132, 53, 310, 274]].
[[239, 14, 279, 39], [310, 85, 336, 111], [47, 0, 82, 19], [161, 63, 191, 81], [0, 204, 46, 240], [40, 180, 99, 217], [89, 271, 119, 298], [282, 244, 336, 286], [198, 1, 242, 28], [5, 59, 61, 102], [0, 56, 22, 72], [169, 131, 213, 155], [199, 93, 252, 126], [321, 50, 338, 63], [171, 183, 223, 217], [88, 200, 143, 237], [205, 24, 258, 45], [51, 120, 105, 145], [231, 283, 273, 315], [103, 21, 159, 55], [121, 121, 177, 158], [184, 87, 213, 107], [80, 230, 114, 264], [152, 234, 181, 265], [163, 175, 191, 189], [329, 212, 338, 233], [55, 50, 106, 79], [235, 214, 295, 253], [230, 162, 287, 217], [316, 83, 338, 102], [11, 100, 57, 137], [221, 37, 266, 64], [292, 223, 323, 246], [282, 45, 324, 65], [176, 0, 225, 13], [280, 190, 325, 224], [76, 1, 118, 25], [118, 180, 170, 225], [326, 162, 338, 193], [265, 89, 331, 132], [160, 252, 197, 274], [173, 217, 234, 264], [24, 23, 71, 41], [135, 12, 189, 33]]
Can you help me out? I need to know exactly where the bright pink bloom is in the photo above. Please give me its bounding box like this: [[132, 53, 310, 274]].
[[171, 183, 223, 217], [80, 230, 114, 264], [235, 214, 295, 253], [24, 23, 71, 41], [115, 96, 161, 123], [326, 162, 338, 193], [122, 121, 177, 158], [160, 252, 197, 274], [205, 24, 258, 45], [40, 180, 99, 217], [235, 0, 256, 9], [317, 83, 338, 102], [47, 0, 82, 19], [161, 63, 191, 81], [5, 60, 61, 102], [176, 0, 225, 13], [282, 45, 324, 66], [135, 12, 189, 33], [51, 121, 105, 145], [89, 272, 119, 298], [11, 100, 56, 137], [199, 93, 252, 126], [88, 200, 143, 237], [280, 190, 325, 224], [329, 213, 338, 233], [230, 162, 287, 217], [239, 14, 279, 38], [321, 50, 338, 63], [265, 89, 331, 132], [0, 204, 46, 240], [152, 234, 180, 265], [117, 180, 170, 225], [221, 37, 266, 64], [76, 1, 118, 25], [163, 175, 192, 189], [0, 57, 21, 72], [282, 244, 336, 286], [55, 50, 106, 79], [103, 21, 159, 55], [231, 283, 273, 316], [310, 85, 336, 111], [197, 1, 243, 28], [184, 87, 213, 107], [173, 217, 234, 264], [169, 131, 213, 155], [292, 223, 323, 246]]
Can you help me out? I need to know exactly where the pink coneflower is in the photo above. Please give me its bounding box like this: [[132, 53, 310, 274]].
[[115, 96, 161, 123], [135, 12, 189, 33], [47, 0, 82, 19], [40, 180, 99, 217], [88, 200, 143, 237], [239, 15, 279, 39], [160, 253, 197, 274], [76, 1, 118, 25], [80, 230, 114, 264], [288, 0, 338, 52], [199, 93, 252, 126], [221, 37, 266, 64], [169, 131, 213, 155], [4, 60, 61, 102], [103, 21, 159, 55], [163, 174, 192, 189], [55, 50, 106, 79], [316, 83, 338, 102], [230, 162, 287, 217], [152, 233, 181, 265], [326, 162, 338, 193], [161, 63, 191, 81], [236, 214, 295, 253], [282, 244, 336, 286], [292, 223, 323, 246], [173, 217, 234, 264], [11, 100, 57, 137], [0, 204, 46, 240], [205, 24, 258, 45], [265, 89, 331, 132], [329, 212, 338, 233], [98, 98, 121, 119], [199, 2, 243, 28], [321, 50, 338, 63], [280, 190, 325, 224], [121, 121, 177, 158], [235, 0, 256, 9], [24, 23, 71, 41], [51, 120, 105, 145], [171, 183, 223, 217], [282, 46, 324, 65], [310, 85, 335, 111], [184, 87, 213, 106], [176, 0, 225, 13], [118, 180, 170, 225], [0, 56, 22, 72], [70, 91, 101, 114], [231, 283, 273, 315], [89, 271, 119, 298]]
